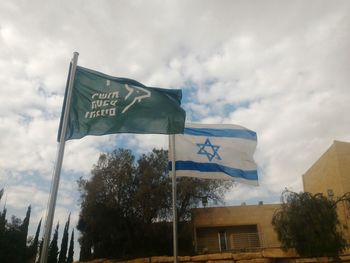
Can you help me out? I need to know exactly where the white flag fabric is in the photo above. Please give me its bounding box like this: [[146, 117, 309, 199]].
[[169, 123, 258, 186]]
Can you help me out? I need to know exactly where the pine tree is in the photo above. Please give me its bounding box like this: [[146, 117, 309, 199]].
[[66, 229, 74, 263], [47, 223, 59, 263], [58, 214, 70, 263]]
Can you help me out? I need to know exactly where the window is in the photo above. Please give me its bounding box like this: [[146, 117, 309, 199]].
[[230, 225, 260, 250]]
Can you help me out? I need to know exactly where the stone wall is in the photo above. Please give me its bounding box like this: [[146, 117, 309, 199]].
[[75, 248, 350, 263]]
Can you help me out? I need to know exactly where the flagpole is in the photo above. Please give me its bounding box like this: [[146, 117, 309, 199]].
[[40, 52, 79, 263], [170, 134, 178, 263]]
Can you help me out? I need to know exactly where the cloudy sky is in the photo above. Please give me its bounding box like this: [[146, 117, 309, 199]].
[[1, 0, 350, 259]]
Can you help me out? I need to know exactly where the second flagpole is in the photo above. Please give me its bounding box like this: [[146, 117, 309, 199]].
[[170, 134, 178, 263]]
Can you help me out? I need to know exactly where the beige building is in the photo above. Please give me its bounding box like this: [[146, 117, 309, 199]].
[[303, 140, 350, 243], [192, 204, 281, 253], [192, 140, 350, 253]]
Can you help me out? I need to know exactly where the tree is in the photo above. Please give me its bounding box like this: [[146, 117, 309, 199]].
[[58, 214, 70, 263], [21, 205, 31, 241], [272, 190, 346, 258], [47, 223, 59, 263], [0, 189, 37, 263], [77, 148, 136, 259], [21, 205, 31, 261], [133, 149, 171, 224], [66, 229, 74, 263], [77, 148, 231, 260], [0, 190, 7, 257], [28, 218, 42, 263], [36, 238, 44, 263], [0, 216, 24, 263]]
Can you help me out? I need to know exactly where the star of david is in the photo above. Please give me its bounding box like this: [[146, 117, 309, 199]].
[[196, 138, 222, 162]]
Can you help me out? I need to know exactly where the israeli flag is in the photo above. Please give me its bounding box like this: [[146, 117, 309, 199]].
[[169, 123, 258, 186]]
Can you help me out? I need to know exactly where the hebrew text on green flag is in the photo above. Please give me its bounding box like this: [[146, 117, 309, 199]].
[[58, 66, 186, 141]]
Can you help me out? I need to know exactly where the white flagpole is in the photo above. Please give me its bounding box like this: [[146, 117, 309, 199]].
[[170, 134, 178, 263], [40, 52, 79, 263]]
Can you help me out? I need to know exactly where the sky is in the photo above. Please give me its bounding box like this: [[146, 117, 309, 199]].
[[1, 0, 350, 259]]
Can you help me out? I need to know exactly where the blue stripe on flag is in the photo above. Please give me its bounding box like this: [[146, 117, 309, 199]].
[[184, 127, 257, 141], [169, 161, 258, 181]]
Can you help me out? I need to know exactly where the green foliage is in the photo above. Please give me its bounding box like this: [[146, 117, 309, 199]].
[[21, 206, 31, 259], [77, 148, 231, 260], [22, 206, 31, 239], [0, 216, 24, 263], [66, 229, 74, 263], [0, 204, 6, 239], [36, 238, 44, 263], [0, 189, 71, 263], [272, 190, 347, 258], [58, 214, 70, 263], [28, 218, 42, 263], [0, 189, 40, 263], [47, 223, 59, 263]]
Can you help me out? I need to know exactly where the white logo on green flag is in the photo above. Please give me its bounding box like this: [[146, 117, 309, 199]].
[[122, 84, 151, 113], [58, 66, 186, 141]]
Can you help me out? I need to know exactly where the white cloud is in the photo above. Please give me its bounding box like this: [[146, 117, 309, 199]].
[[6, 185, 48, 209]]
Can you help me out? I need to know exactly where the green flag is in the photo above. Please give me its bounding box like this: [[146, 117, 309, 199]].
[[58, 66, 186, 141]]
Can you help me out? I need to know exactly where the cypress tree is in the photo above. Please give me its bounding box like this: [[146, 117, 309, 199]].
[[58, 214, 70, 263], [21, 205, 31, 261], [0, 206, 6, 263], [21, 205, 31, 241], [0, 207, 6, 234], [22, 205, 31, 233], [29, 218, 42, 263], [0, 189, 6, 238], [47, 222, 59, 263], [36, 238, 44, 263], [66, 229, 74, 263]]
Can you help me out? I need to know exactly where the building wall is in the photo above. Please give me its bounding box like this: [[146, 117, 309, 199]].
[[303, 140, 350, 243], [192, 204, 281, 253], [191, 140, 350, 253]]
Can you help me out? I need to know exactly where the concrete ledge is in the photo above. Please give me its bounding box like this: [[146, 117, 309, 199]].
[[126, 258, 150, 263], [236, 259, 272, 263], [262, 248, 297, 258], [295, 258, 322, 263], [80, 259, 108, 263], [207, 260, 235, 263], [179, 256, 192, 262], [151, 257, 173, 263], [340, 255, 350, 261], [232, 253, 262, 260], [191, 253, 233, 261]]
